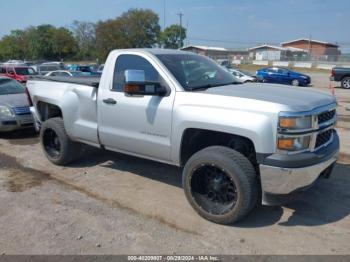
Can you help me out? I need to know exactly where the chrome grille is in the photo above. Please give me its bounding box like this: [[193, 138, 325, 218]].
[[12, 106, 31, 115], [315, 129, 333, 149], [318, 110, 336, 125]]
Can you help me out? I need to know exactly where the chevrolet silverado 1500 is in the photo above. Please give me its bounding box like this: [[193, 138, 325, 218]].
[[27, 49, 339, 224]]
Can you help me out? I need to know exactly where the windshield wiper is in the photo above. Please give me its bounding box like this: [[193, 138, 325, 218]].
[[189, 81, 239, 91]]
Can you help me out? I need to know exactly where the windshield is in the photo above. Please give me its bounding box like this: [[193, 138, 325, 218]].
[[15, 67, 36, 75], [156, 54, 240, 90], [0, 78, 25, 95]]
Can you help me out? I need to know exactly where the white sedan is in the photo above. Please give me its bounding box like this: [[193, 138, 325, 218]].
[[45, 70, 81, 77], [228, 69, 257, 83]]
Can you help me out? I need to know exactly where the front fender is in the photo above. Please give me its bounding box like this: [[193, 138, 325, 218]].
[[171, 105, 278, 165]]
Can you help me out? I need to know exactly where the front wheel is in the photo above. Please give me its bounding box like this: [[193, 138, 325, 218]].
[[182, 146, 258, 224], [341, 77, 350, 89], [291, 79, 300, 86], [40, 117, 82, 165]]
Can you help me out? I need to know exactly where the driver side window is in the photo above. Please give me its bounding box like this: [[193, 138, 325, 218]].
[[112, 54, 160, 92]]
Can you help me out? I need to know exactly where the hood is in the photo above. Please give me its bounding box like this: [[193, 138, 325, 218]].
[[201, 83, 336, 112], [0, 93, 29, 108]]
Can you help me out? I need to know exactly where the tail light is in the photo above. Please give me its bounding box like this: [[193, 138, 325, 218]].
[[24, 87, 33, 107]]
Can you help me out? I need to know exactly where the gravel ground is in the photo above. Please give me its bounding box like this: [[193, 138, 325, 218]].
[[0, 72, 349, 255]]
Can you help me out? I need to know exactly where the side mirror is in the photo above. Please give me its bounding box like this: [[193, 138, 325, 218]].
[[123, 70, 166, 96]]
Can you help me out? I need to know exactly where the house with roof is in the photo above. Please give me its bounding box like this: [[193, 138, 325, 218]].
[[281, 38, 340, 61], [248, 44, 307, 61]]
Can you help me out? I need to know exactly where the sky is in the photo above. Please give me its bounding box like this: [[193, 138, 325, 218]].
[[1, 0, 349, 52]]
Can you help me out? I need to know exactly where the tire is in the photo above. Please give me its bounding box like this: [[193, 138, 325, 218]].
[[341, 77, 350, 89], [40, 117, 82, 165], [291, 79, 300, 86], [182, 146, 258, 224]]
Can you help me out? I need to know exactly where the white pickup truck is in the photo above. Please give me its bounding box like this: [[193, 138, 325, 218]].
[[27, 49, 339, 224]]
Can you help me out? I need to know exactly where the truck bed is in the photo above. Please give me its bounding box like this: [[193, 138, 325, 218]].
[[28, 75, 100, 88]]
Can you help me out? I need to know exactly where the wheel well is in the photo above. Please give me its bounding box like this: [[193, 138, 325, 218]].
[[36, 102, 63, 122], [180, 128, 257, 168], [341, 75, 350, 81]]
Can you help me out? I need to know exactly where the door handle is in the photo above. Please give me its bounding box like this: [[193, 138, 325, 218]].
[[103, 98, 117, 105]]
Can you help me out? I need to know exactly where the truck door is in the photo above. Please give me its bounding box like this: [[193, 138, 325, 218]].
[[98, 54, 175, 162]]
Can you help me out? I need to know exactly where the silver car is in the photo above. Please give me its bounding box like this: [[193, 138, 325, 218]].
[[0, 77, 34, 132]]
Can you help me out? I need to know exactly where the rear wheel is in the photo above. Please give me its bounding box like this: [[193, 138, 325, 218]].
[[40, 117, 82, 165], [182, 146, 258, 224], [341, 77, 350, 89]]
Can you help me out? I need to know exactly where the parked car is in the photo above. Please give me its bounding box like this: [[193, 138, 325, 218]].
[[41, 62, 65, 69], [0, 77, 34, 132], [0, 66, 37, 83], [256, 67, 311, 86], [217, 59, 231, 68], [67, 65, 101, 76], [330, 67, 350, 89], [45, 70, 83, 77], [97, 64, 105, 74], [228, 69, 257, 83], [88, 64, 100, 72], [3, 60, 27, 66], [36, 65, 62, 75], [27, 49, 338, 225]]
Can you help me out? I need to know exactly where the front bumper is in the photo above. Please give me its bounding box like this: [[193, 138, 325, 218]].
[[259, 132, 339, 195], [260, 154, 337, 195], [0, 114, 34, 132]]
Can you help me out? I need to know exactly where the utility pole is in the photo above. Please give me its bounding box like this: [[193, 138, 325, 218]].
[[163, 0, 166, 29], [308, 33, 312, 60], [186, 20, 189, 46], [177, 12, 184, 48]]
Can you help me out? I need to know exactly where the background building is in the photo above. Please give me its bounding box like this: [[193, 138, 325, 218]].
[[248, 44, 307, 61], [281, 38, 340, 61], [181, 45, 249, 61]]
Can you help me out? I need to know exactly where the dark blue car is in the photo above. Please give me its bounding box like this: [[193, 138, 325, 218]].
[[256, 67, 311, 86]]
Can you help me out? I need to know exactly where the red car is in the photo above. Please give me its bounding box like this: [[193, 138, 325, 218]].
[[0, 66, 36, 83]]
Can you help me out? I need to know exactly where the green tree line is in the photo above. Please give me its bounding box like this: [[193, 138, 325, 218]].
[[0, 9, 186, 62]]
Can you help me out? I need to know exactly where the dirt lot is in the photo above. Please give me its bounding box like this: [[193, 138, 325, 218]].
[[0, 72, 349, 255]]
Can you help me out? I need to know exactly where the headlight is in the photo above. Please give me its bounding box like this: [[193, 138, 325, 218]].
[[0, 106, 14, 117], [278, 135, 311, 151], [279, 116, 312, 131]]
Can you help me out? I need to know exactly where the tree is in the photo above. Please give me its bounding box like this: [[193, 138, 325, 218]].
[[96, 9, 161, 60], [51, 27, 78, 60], [0, 30, 28, 60], [0, 24, 78, 61], [71, 21, 96, 60], [159, 24, 187, 49]]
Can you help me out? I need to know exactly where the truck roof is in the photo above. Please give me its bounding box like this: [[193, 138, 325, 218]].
[[113, 48, 194, 56]]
